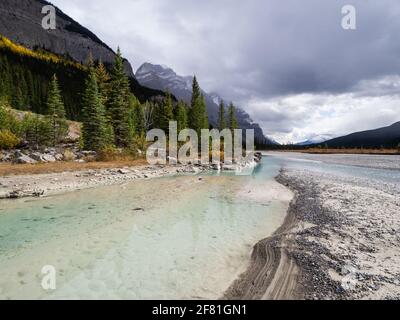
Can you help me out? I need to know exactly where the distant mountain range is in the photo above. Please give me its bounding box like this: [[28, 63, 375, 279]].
[[320, 122, 400, 148], [136, 63, 276, 145], [296, 134, 336, 146]]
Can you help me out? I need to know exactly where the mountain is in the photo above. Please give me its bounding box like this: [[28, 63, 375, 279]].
[[321, 122, 400, 148], [0, 0, 165, 102], [296, 134, 336, 146], [136, 63, 276, 145]]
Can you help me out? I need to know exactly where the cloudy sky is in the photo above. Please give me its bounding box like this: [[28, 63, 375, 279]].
[[51, 0, 400, 143]]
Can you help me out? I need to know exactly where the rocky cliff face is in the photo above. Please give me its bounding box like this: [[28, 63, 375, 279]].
[[0, 0, 134, 77], [136, 63, 275, 144]]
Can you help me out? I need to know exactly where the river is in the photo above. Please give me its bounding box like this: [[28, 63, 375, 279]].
[[0, 156, 292, 299]]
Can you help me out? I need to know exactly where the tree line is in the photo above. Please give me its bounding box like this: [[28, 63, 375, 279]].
[[1, 41, 239, 153]]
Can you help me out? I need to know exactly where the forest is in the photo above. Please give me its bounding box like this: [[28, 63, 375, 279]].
[[0, 35, 239, 155]]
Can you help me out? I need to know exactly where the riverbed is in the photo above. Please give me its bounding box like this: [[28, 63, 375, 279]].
[[0, 157, 292, 299]]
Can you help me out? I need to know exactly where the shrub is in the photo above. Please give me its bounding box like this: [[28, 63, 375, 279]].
[[20, 113, 53, 148], [130, 133, 147, 157], [0, 129, 20, 149], [0, 100, 20, 135], [63, 149, 75, 162], [98, 145, 119, 161]]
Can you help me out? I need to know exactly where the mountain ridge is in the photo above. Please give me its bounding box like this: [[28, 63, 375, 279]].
[[316, 122, 400, 148], [136, 62, 276, 145]]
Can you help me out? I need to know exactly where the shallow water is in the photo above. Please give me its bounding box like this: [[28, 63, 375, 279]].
[[268, 153, 400, 184], [0, 157, 289, 300]]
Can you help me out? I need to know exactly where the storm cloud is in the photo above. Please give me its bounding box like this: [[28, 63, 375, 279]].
[[50, 0, 400, 143]]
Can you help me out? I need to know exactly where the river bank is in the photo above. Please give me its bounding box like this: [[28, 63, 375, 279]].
[[224, 153, 400, 300], [0, 163, 210, 199]]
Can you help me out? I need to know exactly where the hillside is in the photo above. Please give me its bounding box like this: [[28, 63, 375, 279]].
[[322, 122, 400, 148], [0, 0, 166, 105]]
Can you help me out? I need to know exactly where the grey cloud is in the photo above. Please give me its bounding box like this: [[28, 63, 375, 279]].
[[51, 0, 400, 100], [50, 0, 400, 142]]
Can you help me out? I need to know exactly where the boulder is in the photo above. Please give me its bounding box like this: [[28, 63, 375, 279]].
[[29, 152, 56, 163], [0, 151, 13, 162], [42, 154, 56, 162], [222, 164, 237, 171], [118, 168, 131, 175], [54, 153, 64, 161], [29, 152, 44, 162], [15, 155, 37, 164]]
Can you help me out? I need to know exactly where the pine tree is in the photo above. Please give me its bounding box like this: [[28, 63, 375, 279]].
[[218, 100, 226, 130], [46, 74, 68, 146], [191, 76, 201, 109], [188, 76, 209, 135], [228, 102, 238, 130], [201, 95, 209, 130], [161, 91, 174, 133], [81, 65, 109, 151], [95, 59, 111, 106], [175, 100, 188, 133], [129, 94, 145, 137], [108, 48, 131, 147]]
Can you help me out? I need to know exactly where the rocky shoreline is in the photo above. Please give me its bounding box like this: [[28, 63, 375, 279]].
[[0, 152, 262, 200], [0, 164, 206, 200], [224, 163, 400, 300]]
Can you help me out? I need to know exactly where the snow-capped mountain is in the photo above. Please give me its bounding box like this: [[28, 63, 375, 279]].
[[296, 134, 336, 146], [136, 63, 276, 145]]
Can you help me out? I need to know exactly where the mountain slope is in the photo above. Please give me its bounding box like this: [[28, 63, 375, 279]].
[[322, 122, 400, 148], [0, 0, 165, 102], [136, 63, 275, 144]]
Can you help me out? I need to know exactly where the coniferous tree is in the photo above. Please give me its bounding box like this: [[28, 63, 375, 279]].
[[175, 100, 188, 133], [228, 102, 238, 130], [161, 91, 174, 133], [95, 60, 111, 106], [108, 48, 131, 147], [200, 95, 209, 130], [46, 74, 68, 146], [128, 94, 146, 137], [81, 66, 109, 151], [218, 100, 226, 130], [188, 76, 209, 135]]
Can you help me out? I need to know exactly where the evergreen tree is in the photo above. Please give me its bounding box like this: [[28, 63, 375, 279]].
[[228, 102, 238, 130], [191, 76, 201, 109], [175, 100, 188, 132], [46, 74, 68, 146], [95, 60, 111, 106], [188, 76, 209, 135], [201, 95, 209, 130], [161, 91, 174, 133], [81, 66, 109, 151], [218, 100, 226, 130], [129, 94, 145, 137], [108, 48, 131, 147]]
